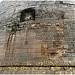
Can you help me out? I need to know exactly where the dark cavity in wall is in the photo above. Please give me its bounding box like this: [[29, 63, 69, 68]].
[[60, 1, 63, 4], [20, 8, 35, 22]]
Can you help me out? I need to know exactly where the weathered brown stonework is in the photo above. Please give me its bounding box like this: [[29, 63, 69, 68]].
[[0, 1, 75, 67]]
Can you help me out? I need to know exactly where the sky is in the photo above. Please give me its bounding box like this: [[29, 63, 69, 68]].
[[0, 0, 3, 2]]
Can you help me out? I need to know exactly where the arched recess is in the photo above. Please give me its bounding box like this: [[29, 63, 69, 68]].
[[20, 8, 35, 22]]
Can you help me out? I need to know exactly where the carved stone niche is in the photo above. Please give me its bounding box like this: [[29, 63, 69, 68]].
[[20, 8, 35, 22]]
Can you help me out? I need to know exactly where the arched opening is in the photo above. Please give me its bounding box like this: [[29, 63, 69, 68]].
[[20, 8, 35, 22]]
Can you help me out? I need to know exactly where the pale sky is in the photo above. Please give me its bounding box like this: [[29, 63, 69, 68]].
[[0, 0, 3, 2]]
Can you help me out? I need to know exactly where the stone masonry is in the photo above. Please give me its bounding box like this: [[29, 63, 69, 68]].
[[0, 1, 75, 66]]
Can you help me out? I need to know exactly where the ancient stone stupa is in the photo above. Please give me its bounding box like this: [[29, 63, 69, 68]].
[[0, 0, 75, 66]]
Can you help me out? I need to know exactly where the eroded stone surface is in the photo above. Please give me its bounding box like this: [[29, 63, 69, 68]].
[[0, 1, 75, 66]]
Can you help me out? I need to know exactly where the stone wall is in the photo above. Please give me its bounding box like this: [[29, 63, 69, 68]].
[[0, 1, 75, 66]]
